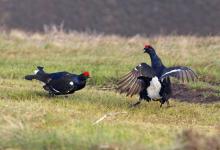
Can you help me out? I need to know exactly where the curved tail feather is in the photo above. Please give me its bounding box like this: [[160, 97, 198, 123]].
[[24, 75, 36, 80], [24, 66, 48, 83]]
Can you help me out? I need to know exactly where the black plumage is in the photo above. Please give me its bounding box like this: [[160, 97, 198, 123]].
[[117, 45, 198, 107], [25, 66, 90, 96]]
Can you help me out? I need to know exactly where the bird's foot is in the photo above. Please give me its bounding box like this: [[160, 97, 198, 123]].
[[129, 104, 137, 108], [129, 101, 141, 108], [166, 101, 171, 108], [145, 99, 151, 102], [43, 85, 49, 91], [160, 101, 170, 108], [48, 92, 55, 98]]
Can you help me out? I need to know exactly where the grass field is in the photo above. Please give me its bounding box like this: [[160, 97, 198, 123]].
[[0, 30, 220, 150]]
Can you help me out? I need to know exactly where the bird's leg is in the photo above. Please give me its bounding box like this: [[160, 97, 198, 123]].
[[145, 98, 151, 102], [159, 91, 171, 108], [131, 101, 141, 107], [48, 91, 55, 97], [43, 85, 49, 91], [160, 98, 170, 108], [166, 100, 170, 107], [159, 98, 166, 108], [129, 98, 142, 108]]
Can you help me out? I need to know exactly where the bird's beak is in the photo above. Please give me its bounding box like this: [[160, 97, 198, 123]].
[[143, 48, 147, 53]]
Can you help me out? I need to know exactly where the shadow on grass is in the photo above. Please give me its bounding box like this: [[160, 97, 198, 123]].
[[29, 89, 131, 110], [10, 82, 220, 110], [97, 81, 220, 105]]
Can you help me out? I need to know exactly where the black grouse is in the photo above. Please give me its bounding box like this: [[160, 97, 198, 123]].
[[25, 66, 90, 96], [117, 45, 198, 107]]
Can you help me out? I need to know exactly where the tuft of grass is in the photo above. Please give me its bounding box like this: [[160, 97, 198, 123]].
[[174, 129, 220, 150]]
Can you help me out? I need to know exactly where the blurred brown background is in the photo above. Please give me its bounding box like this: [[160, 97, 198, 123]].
[[0, 0, 219, 36]]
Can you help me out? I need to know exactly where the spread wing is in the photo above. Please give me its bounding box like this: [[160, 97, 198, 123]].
[[160, 66, 198, 82], [117, 63, 156, 97]]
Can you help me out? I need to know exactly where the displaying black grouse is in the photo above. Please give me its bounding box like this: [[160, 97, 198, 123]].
[[117, 45, 198, 107], [25, 66, 90, 96]]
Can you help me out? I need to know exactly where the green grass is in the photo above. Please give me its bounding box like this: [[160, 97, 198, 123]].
[[0, 30, 219, 150]]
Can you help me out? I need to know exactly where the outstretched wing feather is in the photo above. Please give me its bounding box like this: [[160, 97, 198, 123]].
[[160, 66, 198, 82], [117, 63, 155, 97], [130, 81, 139, 97], [185, 71, 190, 82], [117, 72, 133, 84], [118, 72, 137, 93], [127, 73, 141, 96]]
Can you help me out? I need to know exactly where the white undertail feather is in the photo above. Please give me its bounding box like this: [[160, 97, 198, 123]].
[[147, 77, 161, 99], [134, 64, 142, 71], [69, 81, 74, 85], [34, 69, 39, 74]]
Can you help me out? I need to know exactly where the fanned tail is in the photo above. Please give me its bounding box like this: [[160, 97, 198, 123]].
[[24, 66, 48, 82], [24, 75, 36, 80]]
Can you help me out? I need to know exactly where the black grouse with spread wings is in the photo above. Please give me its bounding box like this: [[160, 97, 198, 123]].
[[117, 45, 197, 107]]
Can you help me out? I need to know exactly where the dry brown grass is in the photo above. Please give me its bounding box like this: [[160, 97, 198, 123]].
[[174, 129, 220, 150]]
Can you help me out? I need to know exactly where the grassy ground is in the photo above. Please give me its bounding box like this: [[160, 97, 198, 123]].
[[0, 30, 219, 150]]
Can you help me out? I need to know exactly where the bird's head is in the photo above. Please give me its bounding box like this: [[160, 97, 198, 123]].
[[143, 45, 155, 54], [81, 71, 90, 79]]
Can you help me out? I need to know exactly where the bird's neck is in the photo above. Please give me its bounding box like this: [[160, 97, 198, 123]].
[[78, 75, 86, 81], [148, 51, 165, 74]]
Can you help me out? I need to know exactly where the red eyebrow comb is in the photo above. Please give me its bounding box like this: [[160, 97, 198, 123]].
[[144, 44, 151, 48], [83, 72, 90, 77]]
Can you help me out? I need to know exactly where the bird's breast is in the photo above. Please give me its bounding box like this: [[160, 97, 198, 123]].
[[71, 78, 86, 91], [147, 77, 162, 99]]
